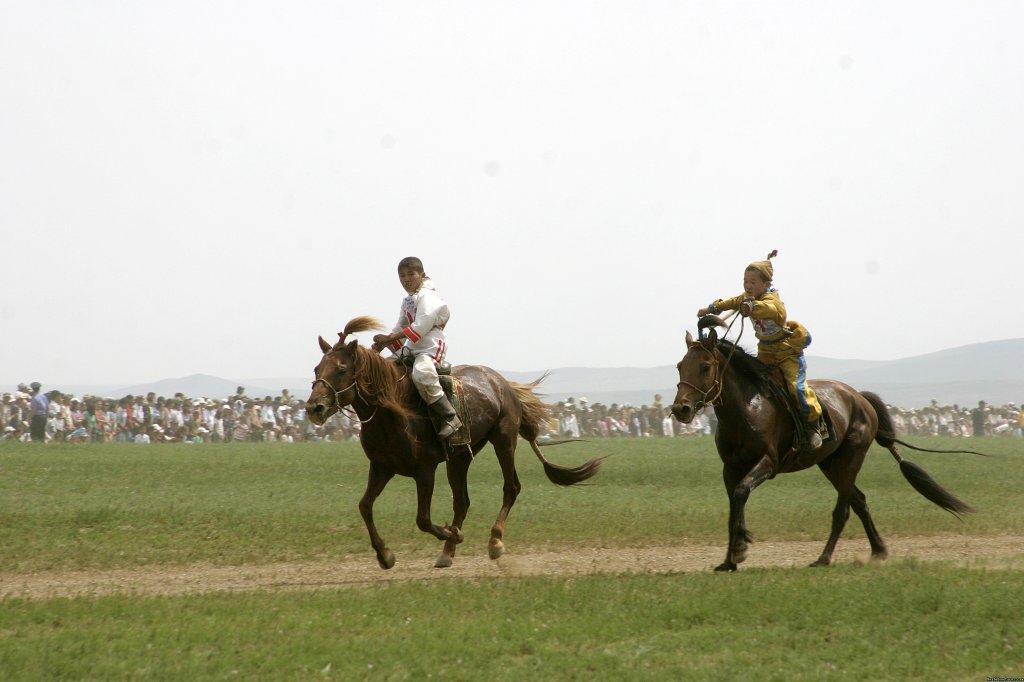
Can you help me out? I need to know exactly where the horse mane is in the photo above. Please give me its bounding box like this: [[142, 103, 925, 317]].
[[712, 338, 775, 385], [328, 316, 414, 419], [352, 345, 413, 420]]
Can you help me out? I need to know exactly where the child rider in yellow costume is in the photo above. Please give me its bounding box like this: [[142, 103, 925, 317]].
[[697, 250, 829, 450]]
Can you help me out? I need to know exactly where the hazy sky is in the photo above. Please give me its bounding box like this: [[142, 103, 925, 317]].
[[2, 1, 1022, 387]]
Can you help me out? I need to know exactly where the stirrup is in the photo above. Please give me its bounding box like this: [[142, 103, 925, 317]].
[[436, 416, 463, 440], [805, 418, 827, 450]]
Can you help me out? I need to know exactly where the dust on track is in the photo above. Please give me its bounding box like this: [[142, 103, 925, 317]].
[[3, 534, 1021, 601]]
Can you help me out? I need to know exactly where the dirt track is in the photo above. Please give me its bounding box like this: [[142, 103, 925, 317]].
[[2, 534, 1021, 601]]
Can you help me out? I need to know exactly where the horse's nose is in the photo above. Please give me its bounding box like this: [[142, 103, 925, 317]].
[[306, 401, 325, 425], [672, 402, 693, 424]]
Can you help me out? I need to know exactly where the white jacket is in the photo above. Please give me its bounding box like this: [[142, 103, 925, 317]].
[[387, 278, 450, 363]]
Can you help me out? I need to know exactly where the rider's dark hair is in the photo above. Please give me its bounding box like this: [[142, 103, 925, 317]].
[[397, 256, 424, 274]]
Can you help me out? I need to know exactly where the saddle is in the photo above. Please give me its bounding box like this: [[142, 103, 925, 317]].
[[394, 349, 452, 376], [764, 367, 834, 454], [437, 374, 472, 451], [392, 352, 470, 451]]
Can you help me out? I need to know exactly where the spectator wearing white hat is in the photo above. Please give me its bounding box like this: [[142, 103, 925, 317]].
[[246, 404, 262, 441], [276, 403, 291, 428], [3, 393, 25, 437], [560, 404, 580, 438]]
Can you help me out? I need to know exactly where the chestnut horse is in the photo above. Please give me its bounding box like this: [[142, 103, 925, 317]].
[[306, 316, 603, 570], [671, 316, 978, 572]]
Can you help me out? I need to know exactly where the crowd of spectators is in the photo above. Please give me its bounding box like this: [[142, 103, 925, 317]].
[[0, 384, 359, 444], [3, 383, 1023, 444], [550, 396, 716, 439], [891, 399, 1023, 438], [551, 396, 1023, 439]]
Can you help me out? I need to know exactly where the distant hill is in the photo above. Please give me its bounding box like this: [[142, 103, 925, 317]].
[[502, 338, 1024, 408], [824, 339, 1024, 384], [50, 374, 281, 402], [20, 339, 1024, 409], [810, 339, 1024, 408]]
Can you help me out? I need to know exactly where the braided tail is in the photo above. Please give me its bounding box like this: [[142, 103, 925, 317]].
[[861, 391, 975, 517]]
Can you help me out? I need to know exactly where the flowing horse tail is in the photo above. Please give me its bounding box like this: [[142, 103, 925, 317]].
[[509, 376, 605, 487], [861, 391, 976, 517]]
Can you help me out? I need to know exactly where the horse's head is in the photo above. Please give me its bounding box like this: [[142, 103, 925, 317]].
[[306, 335, 360, 425], [671, 317, 724, 424], [306, 316, 386, 426]]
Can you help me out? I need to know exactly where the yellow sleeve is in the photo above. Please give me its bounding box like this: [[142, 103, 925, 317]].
[[709, 294, 745, 314], [750, 294, 787, 326]]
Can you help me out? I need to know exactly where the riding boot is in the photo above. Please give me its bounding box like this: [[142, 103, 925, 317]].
[[428, 396, 463, 440], [806, 418, 828, 451]]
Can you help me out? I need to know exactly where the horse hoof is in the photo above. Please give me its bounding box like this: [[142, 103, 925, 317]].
[[714, 562, 738, 572], [434, 555, 453, 569], [809, 559, 830, 568], [378, 550, 396, 570], [488, 539, 505, 561]]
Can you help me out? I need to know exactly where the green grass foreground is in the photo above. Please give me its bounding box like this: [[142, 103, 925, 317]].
[[1, 437, 1022, 680], [0, 564, 1021, 680]]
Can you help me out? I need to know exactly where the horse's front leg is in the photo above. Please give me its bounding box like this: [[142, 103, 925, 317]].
[[360, 463, 396, 570], [435, 450, 473, 568], [717, 456, 775, 572], [413, 461, 459, 548]]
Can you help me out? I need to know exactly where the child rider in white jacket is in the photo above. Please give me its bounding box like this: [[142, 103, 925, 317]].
[[371, 256, 463, 440]]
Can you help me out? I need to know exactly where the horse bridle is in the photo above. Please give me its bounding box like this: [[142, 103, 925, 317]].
[[312, 342, 416, 426], [312, 373, 384, 425], [311, 376, 357, 413], [678, 314, 745, 413], [677, 344, 725, 413]]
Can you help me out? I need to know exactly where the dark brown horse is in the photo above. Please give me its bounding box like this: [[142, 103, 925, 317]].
[[671, 316, 978, 572], [306, 316, 603, 570]]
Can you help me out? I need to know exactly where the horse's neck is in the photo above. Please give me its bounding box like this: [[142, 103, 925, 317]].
[[349, 395, 377, 422], [349, 391, 409, 442], [715, 363, 775, 425], [353, 359, 416, 420]]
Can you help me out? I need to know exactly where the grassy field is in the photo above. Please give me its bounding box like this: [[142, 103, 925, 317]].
[[1, 436, 1021, 680], [0, 437, 1019, 572], [1, 564, 1021, 681]]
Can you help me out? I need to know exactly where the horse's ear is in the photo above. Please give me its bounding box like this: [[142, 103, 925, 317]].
[[704, 327, 718, 348], [347, 338, 359, 354], [685, 330, 695, 348], [318, 336, 331, 354]]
